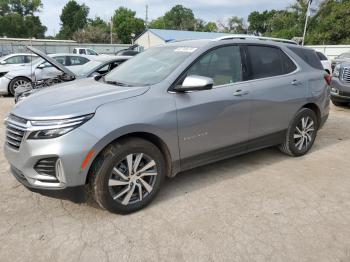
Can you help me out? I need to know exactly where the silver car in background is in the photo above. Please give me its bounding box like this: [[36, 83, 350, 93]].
[[4, 36, 330, 214], [0, 53, 93, 96], [0, 53, 38, 66]]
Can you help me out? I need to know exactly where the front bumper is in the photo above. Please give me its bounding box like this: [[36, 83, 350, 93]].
[[0, 76, 11, 95], [330, 78, 350, 102], [4, 125, 99, 190]]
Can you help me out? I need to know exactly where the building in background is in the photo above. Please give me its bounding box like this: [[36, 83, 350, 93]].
[[135, 29, 230, 49]]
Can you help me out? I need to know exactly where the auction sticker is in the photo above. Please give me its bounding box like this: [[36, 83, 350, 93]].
[[174, 47, 198, 53]]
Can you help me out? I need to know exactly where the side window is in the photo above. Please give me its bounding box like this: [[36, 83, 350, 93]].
[[247, 45, 287, 79], [53, 56, 67, 65], [5, 55, 25, 64], [69, 56, 89, 66], [73, 49, 77, 54], [87, 49, 97, 55], [288, 47, 323, 70], [186, 46, 243, 86], [281, 51, 297, 74], [79, 49, 86, 55]]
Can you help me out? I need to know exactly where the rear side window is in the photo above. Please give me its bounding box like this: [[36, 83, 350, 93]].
[[69, 56, 89, 65], [316, 52, 328, 61], [246, 45, 297, 79], [5, 55, 25, 64], [186, 45, 243, 86], [289, 47, 323, 70], [79, 49, 86, 55]]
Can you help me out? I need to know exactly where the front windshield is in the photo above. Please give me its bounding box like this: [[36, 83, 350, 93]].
[[104, 46, 196, 86], [73, 60, 103, 76], [338, 53, 350, 59]]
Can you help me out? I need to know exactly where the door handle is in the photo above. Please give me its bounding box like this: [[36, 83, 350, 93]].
[[291, 80, 302, 86], [233, 90, 249, 96]]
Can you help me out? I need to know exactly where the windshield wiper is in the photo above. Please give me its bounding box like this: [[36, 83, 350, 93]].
[[106, 80, 128, 86]]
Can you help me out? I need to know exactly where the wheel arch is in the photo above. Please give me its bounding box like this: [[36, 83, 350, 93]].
[[8, 76, 32, 93], [301, 103, 321, 127], [85, 131, 174, 185]]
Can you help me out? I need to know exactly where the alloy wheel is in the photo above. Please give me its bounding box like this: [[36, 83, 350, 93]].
[[108, 153, 158, 206], [293, 116, 315, 151]]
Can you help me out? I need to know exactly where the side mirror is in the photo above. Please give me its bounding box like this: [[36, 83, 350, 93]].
[[0, 61, 6, 65], [175, 75, 214, 92], [37, 63, 45, 69]]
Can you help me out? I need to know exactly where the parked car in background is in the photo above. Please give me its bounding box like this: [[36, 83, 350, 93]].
[[331, 52, 350, 72], [316, 51, 332, 74], [0, 52, 93, 96], [4, 36, 330, 214], [73, 48, 99, 56], [115, 44, 140, 56], [0, 53, 38, 66], [330, 62, 350, 106], [15, 47, 131, 102]]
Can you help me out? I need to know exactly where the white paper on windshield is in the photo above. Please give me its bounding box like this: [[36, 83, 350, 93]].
[[174, 47, 197, 53]]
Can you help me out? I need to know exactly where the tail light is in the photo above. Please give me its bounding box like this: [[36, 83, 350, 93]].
[[324, 74, 332, 85]]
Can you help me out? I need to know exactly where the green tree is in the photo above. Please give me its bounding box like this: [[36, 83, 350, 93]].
[[219, 16, 247, 34], [112, 7, 145, 44], [73, 25, 109, 43], [307, 0, 350, 44], [204, 22, 218, 32], [149, 16, 166, 29], [57, 0, 89, 39], [0, 0, 46, 38], [162, 5, 196, 30], [248, 10, 277, 35]]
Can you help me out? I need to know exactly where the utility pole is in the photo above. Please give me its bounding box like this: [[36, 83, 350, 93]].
[[146, 4, 150, 48], [110, 17, 113, 45], [302, 0, 312, 46]]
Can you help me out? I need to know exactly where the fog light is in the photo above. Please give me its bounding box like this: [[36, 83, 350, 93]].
[[55, 159, 66, 183]]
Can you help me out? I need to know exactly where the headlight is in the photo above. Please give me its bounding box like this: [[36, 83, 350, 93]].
[[333, 65, 340, 78], [0, 71, 8, 78], [28, 114, 94, 139]]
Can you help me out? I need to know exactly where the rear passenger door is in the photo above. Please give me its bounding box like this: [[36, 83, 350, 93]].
[[245, 45, 308, 140]]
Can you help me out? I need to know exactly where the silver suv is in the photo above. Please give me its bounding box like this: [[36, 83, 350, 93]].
[[4, 36, 330, 214]]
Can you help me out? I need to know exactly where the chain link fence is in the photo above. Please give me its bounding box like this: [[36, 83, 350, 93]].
[[0, 40, 131, 56]]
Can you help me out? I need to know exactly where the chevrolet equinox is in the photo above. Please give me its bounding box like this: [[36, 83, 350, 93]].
[[4, 36, 330, 214]]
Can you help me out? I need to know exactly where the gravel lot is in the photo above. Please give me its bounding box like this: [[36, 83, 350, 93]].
[[0, 97, 350, 262]]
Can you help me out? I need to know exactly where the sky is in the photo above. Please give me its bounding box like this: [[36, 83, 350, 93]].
[[40, 0, 296, 36]]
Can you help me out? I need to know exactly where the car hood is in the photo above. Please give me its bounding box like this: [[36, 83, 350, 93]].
[[26, 45, 76, 78], [11, 77, 150, 120]]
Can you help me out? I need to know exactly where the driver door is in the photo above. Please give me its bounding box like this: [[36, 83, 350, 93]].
[[174, 45, 252, 169]]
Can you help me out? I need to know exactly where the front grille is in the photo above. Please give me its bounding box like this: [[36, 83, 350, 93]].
[[342, 67, 350, 83], [5, 115, 28, 150], [339, 90, 350, 97], [34, 158, 58, 180]]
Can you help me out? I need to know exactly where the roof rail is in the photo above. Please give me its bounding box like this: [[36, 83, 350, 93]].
[[215, 35, 298, 45]]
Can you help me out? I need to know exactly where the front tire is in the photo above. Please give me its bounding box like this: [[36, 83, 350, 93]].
[[279, 108, 318, 157], [8, 77, 30, 96], [90, 138, 166, 214]]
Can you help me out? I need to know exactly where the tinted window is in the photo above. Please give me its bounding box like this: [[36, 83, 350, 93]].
[[87, 49, 98, 55], [69, 56, 89, 65], [288, 47, 323, 70], [5, 55, 25, 64], [73, 49, 77, 54], [248, 46, 282, 79], [79, 49, 86, 55], [186, 46, 242, 86], [316, 52, 328, 61]]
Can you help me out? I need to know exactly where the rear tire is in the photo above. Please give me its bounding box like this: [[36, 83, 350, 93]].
[[279, 108, 318, 157], [90, 138, 166, 214], [8, 77, 30, 96]]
